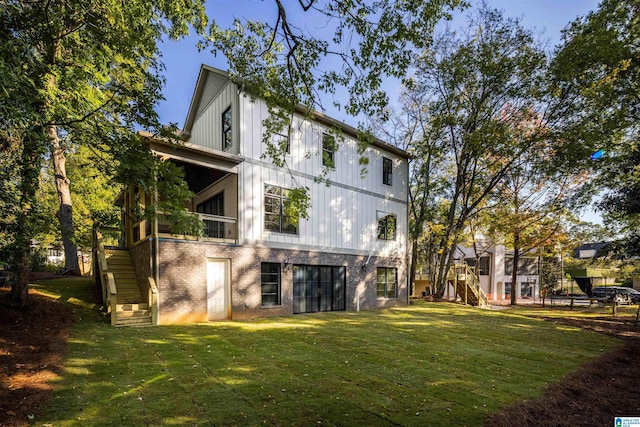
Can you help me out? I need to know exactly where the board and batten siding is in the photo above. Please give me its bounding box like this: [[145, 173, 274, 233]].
[[190, 80, 239, 155], [237, 92, 408, 257]]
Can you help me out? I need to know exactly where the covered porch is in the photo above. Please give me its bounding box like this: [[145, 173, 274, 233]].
[[124, 133, 243, 246]]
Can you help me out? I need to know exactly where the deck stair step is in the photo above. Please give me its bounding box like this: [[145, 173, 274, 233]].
[[448, 264, 487, 308], [115, 303, 152, 326], [105, 249, 143, 304], [104, 249, 152, 326]]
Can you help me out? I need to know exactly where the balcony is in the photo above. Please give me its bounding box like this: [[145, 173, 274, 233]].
[[156, 212, 238, 244]]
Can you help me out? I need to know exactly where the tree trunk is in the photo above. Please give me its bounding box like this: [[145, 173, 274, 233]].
[[10, 237, 30, 306], [434, 238, 458, 298], [50, 124, 80, 275], [409, 239, 419, 296], [510, 238, 520, 306], [10, 134, 43, 306]]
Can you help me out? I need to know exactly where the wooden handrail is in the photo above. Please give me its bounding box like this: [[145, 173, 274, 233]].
[[106, 272, 117, 325], [450, 263, 489, 308], [148, 277, 158, 325], [94, 224, 120, 324]]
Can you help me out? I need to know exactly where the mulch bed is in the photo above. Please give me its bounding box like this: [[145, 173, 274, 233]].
[[1, 283, 639, 427], [0, 287, 75, 427]]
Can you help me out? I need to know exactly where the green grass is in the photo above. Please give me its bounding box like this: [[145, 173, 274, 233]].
[[32, 279, 620, 426]]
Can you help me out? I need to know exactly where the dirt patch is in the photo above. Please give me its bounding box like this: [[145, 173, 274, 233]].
[[0, 288, 75, 427], [486, 314, 640, 427]]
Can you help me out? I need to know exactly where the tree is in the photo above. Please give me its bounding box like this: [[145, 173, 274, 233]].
[[38, 145, 121, 261], [406, 6, 553, 297], [205, 0, 466, 201], [1, 0, 206, 305], [551, 0, 640, 254], [488, 148, 585, 305]]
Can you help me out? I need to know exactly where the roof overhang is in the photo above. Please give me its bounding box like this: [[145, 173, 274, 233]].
[[139, 130, 243, 173]]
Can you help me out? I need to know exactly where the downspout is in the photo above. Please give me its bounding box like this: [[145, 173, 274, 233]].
[[153, 197, 159, 287], [406, 160, 410, 306], [153, 177, 160, 323]]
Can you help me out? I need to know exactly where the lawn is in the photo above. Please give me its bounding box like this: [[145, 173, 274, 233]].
[[32, 279, 620, 427]]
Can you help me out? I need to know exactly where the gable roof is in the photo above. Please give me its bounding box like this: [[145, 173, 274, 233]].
[[182, 64, 410, 160]]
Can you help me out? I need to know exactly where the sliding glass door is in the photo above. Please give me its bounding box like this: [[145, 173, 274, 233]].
[[293, 265, 346, 314]]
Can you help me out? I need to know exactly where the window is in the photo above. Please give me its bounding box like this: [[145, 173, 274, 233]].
[[261, 263, 281, 306], [264, 185, 297, 234], [322, 133, 335, 168], [377, 267, 397, 298], [197, 192, 225, 238], [466, 256, 490, 276], [383, 157, 392, 186], [197, 192, 224, 215], [377, 213, 396, 240], [222, 106, 232, 150], [505, 257, 537, 275], [478, 256, 490, 276]]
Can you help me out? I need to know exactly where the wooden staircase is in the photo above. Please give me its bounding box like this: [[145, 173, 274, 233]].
[[448, 264, 488, 308], [104, 249, 153, 326]]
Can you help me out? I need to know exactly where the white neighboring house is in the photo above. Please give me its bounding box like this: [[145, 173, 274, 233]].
[[457, 243, 540, 301], [115, 65, 410, 323]]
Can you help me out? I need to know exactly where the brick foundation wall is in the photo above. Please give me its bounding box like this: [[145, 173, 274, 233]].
[[129, 239, 152, 304], [155, 239, 407, 323]]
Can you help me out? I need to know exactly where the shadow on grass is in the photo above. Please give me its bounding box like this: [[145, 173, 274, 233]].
[[34, 282, 621, 427], [31, 277, 104, 311]]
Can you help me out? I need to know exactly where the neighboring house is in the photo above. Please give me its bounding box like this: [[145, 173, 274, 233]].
[[574, 242, 610, 259], [458, 244, 540, 301], [99, 65, 410, 324], [409, 243, 538, 304]]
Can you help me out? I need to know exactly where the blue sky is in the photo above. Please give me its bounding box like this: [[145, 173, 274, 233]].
[[156, 0, 601, 128]]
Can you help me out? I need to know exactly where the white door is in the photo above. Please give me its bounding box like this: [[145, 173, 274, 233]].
[[207, 259, 230, 320]]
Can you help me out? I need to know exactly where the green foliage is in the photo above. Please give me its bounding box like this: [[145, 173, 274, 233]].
[[0, 0, 207, 302], [0, 132, 22, 254], [551, 0, 640, 253], [207, 0, 465, 118], [283, 186, 312, 225]]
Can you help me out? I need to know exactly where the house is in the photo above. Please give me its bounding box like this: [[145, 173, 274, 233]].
[[458, 244, 540, 301], [95, 65, 410, 325], [573, 241, 610, 259], [410, 243, 539, 303]]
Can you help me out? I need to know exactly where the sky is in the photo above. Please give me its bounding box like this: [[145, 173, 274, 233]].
[[155, 0, 603, 222], [156, 0, 601, 128]]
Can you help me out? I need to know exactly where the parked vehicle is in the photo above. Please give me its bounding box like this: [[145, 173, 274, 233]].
[[625, 288, 640, 304], [592, 286, 639, 305]]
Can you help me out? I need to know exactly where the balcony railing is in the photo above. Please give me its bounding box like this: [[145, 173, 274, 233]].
[[157, 212, 238, 242]]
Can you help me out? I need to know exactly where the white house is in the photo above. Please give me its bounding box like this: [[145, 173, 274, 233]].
[[99, 65, 410, 324], [458, 244, 540, 301]]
